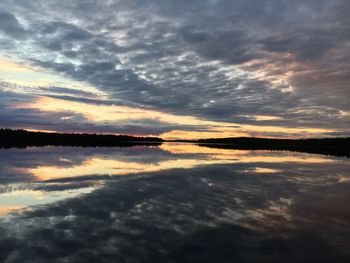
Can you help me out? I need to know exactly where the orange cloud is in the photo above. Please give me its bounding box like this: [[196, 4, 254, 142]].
[[13, 95, 335, 140], [0, 59, 33, 72]]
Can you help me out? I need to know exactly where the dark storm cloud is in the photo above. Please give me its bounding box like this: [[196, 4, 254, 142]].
[[0, 80, 99, 98], [0, 91, 86, 129], [0, 0, 349, 133], [0, 11, 26, 39], [38, 86, 97, 97], [180, 28, 258, 64]]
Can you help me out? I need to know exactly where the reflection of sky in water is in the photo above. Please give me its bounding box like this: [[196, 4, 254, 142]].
[[0, 187, 98, 216], [0, 143, 349, 262]]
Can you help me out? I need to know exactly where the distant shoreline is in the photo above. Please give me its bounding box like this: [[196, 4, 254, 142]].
[[171, 137, 350, 158], [0, 128, 163, 148], [1, 128, 349, 157]]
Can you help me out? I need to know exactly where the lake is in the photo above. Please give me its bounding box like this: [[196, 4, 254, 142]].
[[0, 143, 349, 262]]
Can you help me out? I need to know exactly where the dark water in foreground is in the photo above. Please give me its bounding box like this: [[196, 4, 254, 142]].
[[0, 143, 349, 262]]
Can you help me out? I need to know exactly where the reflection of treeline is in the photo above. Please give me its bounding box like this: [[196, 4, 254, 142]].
[[0, 129, 163, 148], [194, 137, 350, 158]]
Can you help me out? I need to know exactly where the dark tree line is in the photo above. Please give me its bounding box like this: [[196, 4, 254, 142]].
[[1, 128, 349, 157], [194, 137, 350, 158], [0, 128, 163, 148]]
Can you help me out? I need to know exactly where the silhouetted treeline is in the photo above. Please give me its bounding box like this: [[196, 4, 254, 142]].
[[1, 129, 349, 157], [192, 137, 350, 157], [0, 129, 163, 148]]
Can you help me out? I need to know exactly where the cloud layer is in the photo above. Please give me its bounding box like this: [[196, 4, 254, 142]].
[[0, 0, 349, 137]]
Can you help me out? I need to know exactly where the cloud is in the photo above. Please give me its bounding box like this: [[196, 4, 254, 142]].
[[0, 11, 27, 39], [0, 0, 349, 136], [0, 90, 182, 136]]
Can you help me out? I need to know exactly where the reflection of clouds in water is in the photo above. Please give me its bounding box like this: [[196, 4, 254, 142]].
[[22, 144, 343, 181], [0, 144, 349, 261], [0, 144, 349, 218], [0, 146, 174, 183], [0, 162, 349, 262], [1, 144, 348, 218], [0, 144, 343, 183], [0, 184, 102, 216]]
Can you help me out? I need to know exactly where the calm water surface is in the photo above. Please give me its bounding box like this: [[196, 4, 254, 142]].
[[0, 143, 349, 262]]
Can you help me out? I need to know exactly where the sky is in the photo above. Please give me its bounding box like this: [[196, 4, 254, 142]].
[[0, 0, 349, 139]]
